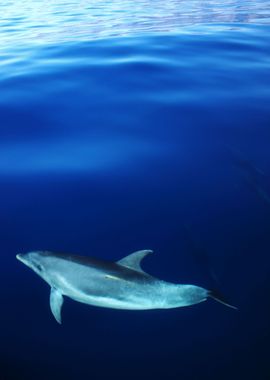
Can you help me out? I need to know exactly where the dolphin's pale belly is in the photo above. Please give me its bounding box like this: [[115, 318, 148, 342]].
[[50, 259, 164, 310]]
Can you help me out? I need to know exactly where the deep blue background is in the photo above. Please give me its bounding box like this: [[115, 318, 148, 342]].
[[1, 1, 270, 379]]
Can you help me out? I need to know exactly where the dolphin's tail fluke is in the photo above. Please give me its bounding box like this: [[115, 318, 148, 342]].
[[208, 290, 238, 310]]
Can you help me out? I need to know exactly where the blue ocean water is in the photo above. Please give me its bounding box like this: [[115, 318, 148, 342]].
[[1, 1, 270, 379]]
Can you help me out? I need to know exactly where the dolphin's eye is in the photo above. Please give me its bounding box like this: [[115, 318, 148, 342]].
[[36, 264, 43, 271]]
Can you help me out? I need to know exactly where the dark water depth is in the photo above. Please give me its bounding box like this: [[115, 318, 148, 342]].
[[1, 1, 270, 380]]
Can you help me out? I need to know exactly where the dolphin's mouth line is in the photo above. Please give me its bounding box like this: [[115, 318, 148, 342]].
[[16, 254, 29, 267]]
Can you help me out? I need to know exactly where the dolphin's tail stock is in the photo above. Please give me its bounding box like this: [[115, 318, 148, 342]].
[[208, 289, 238, 310]]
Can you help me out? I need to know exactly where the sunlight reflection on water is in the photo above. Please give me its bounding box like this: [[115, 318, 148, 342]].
[[0, 0, 269, 47]]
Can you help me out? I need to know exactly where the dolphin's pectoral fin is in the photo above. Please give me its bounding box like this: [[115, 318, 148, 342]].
[[117, 250, 153, 273], [50, 287, 64, 324]]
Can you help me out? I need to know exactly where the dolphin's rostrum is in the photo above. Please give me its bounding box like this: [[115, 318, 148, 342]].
[[16, 250, 235, 324]]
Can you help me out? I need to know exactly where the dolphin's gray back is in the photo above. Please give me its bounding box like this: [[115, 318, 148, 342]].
[[46, 252, 151, 282]]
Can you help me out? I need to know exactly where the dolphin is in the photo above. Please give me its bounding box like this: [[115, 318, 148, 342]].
[[226, 145, 266, 180], [183, 224, 220, 289], [226, 145, 270, 206], [16, 250, 235, 324]]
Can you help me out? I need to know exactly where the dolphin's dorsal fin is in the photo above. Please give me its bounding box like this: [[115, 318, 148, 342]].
[[50, 287, 64, 324], [117, 250, 153, 273]]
